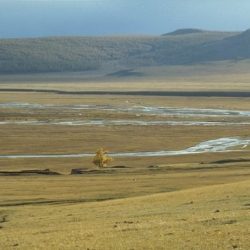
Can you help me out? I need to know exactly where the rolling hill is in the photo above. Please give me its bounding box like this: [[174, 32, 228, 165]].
[[162, 28, 205, 36], [182, 29, 250, 63], [0, 29, 249, 74]]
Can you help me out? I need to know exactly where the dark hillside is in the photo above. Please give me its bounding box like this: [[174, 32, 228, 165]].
[[163, 28, 204, 36], [0, 30, 242, 74], [180, 29, 250, 63]]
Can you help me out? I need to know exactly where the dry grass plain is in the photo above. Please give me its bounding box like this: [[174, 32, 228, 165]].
[[0, 179, 249, 249], [0, 83, 250, 249], [2, 61, 250, 92]]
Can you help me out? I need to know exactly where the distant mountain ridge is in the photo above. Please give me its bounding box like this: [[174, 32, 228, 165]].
[[162, 28, 204, 36], [180, 29, 250, 63], [0, 29, 248, 74]]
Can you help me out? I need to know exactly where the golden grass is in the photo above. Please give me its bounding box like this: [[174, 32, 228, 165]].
[[1, 90, 250, 249], [1, 93, 250, 155], [0, 163, 250, 205], [2, 92, 250, 110], [1, 79, 250, 92], [0, 151, 250, 174], [2, 61, 250, 92], [1, 124, 250, 153], [0, 179, 249, 249]]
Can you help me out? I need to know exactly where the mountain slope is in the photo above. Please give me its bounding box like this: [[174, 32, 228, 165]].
[[0, 30, 243, 74], [162, 28, 204, 36], [183, 29, 250, 63]]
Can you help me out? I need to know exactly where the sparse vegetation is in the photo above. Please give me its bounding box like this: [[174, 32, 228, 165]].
[[0, 31, 237, 74], [93, 148, 113, 168]]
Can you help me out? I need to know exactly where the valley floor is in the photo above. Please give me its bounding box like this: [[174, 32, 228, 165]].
[[0, 86, 250, 249]]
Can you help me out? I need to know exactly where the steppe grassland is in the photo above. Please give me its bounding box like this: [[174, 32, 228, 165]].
[[2, 61, 250, 92], [1, 91, 250, 173], [0, 180, 249, 249], [0, 78, 250, 249]]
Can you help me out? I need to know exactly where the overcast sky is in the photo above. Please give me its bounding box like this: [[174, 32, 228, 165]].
[[0, 0, 250, 38]]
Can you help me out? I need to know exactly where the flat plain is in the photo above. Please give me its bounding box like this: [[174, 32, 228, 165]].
[[0, 72, 250, 249]]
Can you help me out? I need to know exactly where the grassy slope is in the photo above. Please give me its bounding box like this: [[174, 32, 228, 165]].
[[186, 29, 250, 63], [0, 178, 249, 249], [0, 31, 236, 74], [2, 60, 250, 93]]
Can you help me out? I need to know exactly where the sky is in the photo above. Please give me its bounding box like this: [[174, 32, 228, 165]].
[[0, 0, 250, 38]]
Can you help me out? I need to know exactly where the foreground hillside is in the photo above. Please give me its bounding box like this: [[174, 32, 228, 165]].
[[0, 30, 237, 74], [1, 179, 249, 250]]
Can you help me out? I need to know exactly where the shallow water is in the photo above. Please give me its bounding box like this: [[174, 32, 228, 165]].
[[1, 103, 250, 127], [0, 137, 249, 159], [0, 119, 250, 126], [1, 102, 250, 117]]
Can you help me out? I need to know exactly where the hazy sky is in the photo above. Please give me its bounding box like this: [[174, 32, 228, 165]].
[[0, 0, 250, 38]]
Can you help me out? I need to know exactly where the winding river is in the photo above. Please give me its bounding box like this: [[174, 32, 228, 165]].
[[1, 102, 250, 127], [1, 120, 250, 126], [0, 137, 249, 159], [1, 104, 250, 158], [1, 102, 250, 117]]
